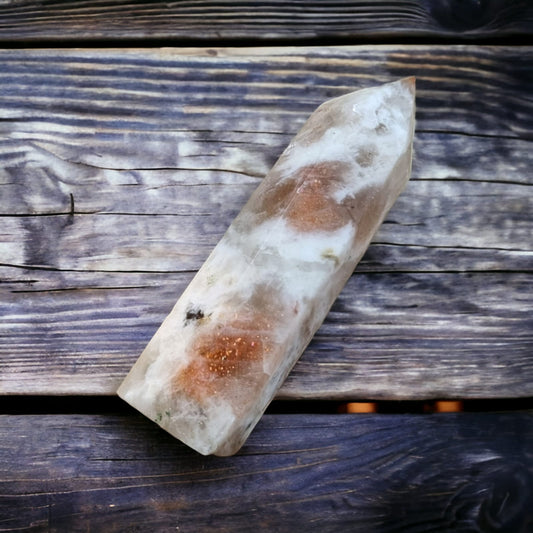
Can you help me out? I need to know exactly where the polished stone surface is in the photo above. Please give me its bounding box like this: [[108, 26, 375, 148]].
[[118, 78, 416, 455]]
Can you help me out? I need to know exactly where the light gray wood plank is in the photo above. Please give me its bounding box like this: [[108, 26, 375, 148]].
[[0, 47, 530, 139], [1, 177, 530, 272], [1, 46, 531, 272], [1, 46, 531, 398], [1, 269, 531, 398]]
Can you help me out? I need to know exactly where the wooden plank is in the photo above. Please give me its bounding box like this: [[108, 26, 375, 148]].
[[0, 47, 530, 139], [0, 46, 530, 272], [0, 0, 531, 43], [1, 269, 532, 398], [1, 177, 531, 272], [1, 46, 532, 398], [1, 413, 532, 532]]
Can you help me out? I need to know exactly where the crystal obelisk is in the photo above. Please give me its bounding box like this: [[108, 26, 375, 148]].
[[118, 78, 416, 455]]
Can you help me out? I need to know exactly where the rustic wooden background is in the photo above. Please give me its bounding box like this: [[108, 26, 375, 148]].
[[1, 1, 532, 531]]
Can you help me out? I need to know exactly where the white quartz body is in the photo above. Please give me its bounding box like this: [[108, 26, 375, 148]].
[[118, 78, 416, 456]]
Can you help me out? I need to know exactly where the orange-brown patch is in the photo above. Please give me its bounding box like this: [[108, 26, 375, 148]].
[[257, 161, 354, 233], [173, 322, 270, 407], [172, 284, 284, 407], [195, 328, 265, 379]]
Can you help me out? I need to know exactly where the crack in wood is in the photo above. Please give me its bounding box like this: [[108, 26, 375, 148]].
[[0, 262, 198, 274], [372, 242, 533, 253], [417, 128, 533, 142], [10, 286, 151, 294], [414, 177, 531, 187]]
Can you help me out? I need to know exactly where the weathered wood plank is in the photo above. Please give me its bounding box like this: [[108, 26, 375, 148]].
[[1, 46, 531, 398], [0, 47, 531, 139], [1, 269, 532, 398], [1, 413, 532, 532], [1, 46, 531, 272], [0, 0, 531, 43], [1, 177, 530, 272]]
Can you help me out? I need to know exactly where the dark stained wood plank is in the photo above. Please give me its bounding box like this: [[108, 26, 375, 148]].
[[1, 46, 531, 398], [1, 413, 532, 532], [1, 269, 532, 398], [0, 0, 531, 43]]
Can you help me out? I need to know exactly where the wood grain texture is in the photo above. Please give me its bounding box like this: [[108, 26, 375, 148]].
[[2, 269, 532, 398], [1, 413, 532, 532], [0, 0, 531, 43], [1, 46, 532, 398]]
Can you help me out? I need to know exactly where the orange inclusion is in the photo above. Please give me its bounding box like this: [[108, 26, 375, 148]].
[[173, 315, 273, 403]]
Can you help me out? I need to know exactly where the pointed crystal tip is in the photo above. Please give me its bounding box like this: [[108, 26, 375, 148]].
[[401, 76, 416, 94]]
